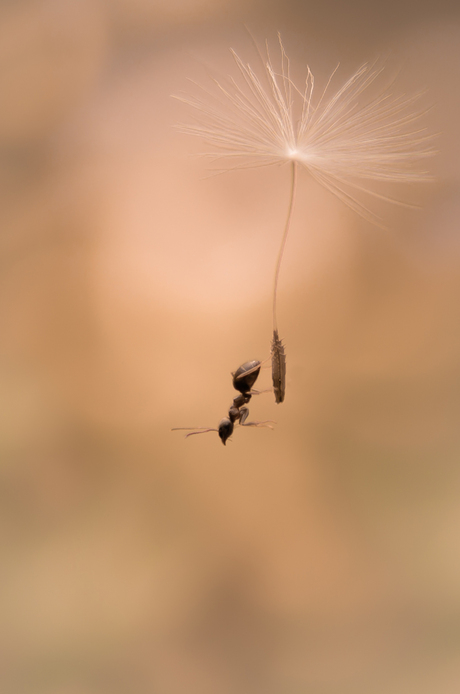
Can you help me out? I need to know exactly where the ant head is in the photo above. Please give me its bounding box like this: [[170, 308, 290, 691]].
[[218, 418, 234, 445]]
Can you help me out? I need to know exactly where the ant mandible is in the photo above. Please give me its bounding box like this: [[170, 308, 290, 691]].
[[172, 360, 274, 445]]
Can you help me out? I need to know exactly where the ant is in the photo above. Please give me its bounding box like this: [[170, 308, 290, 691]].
[[172, 360, 274, 445]]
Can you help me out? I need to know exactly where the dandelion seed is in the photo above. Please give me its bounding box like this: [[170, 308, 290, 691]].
[[175, 35, 434, 402]]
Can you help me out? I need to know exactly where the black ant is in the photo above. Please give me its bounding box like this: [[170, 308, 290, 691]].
[[172, 360, 274, 445]]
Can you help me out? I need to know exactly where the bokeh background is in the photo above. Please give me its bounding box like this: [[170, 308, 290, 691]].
[[1, 1, 460, 693]]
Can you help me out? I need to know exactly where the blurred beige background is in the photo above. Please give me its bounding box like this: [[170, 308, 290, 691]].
[[1, 1, 460, 693]]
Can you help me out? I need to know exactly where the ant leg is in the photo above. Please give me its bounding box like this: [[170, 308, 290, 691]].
[[259, 355, 272, 367], [250, 388, 272, 396], [238, 407, 275, 430], [171, 427, 218, 438], [241, 421, 276, 429], [239, 406, 250, 425]]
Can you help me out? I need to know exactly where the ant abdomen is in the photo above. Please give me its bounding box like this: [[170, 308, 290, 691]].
[[232, 360, 261, 394]]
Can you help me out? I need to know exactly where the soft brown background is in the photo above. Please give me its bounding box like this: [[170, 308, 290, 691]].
[[1, 1, 459, 693]]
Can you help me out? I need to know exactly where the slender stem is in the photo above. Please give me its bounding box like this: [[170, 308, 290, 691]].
[[272, 161, 298, 332]]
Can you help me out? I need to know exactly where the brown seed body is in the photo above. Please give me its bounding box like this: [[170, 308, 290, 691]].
[[271, 330, 286, 404]]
